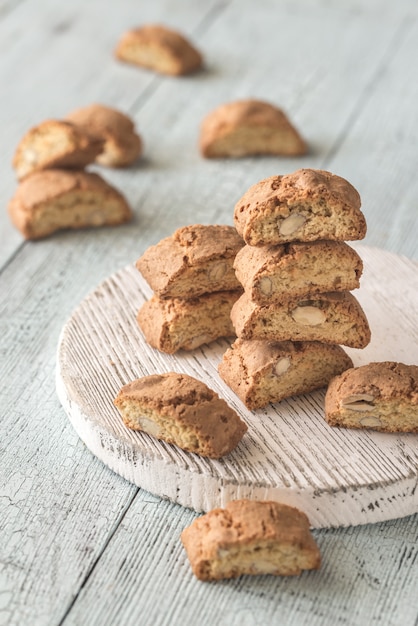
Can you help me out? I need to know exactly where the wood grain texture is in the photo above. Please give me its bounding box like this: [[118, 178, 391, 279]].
[[56, 247, 418, 529], [1, 0, 418, 624]]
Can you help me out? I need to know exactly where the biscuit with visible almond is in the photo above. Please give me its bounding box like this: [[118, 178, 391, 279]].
[[114, 372, 247, 458], [181, 499, 321, 581], [137, 290, 240, 354], [325, 362, 418, 432], [234, 169, 366, 246], [136, 224, 244, 299], [234, 241, 363, 305], [12, 119, 103, 180], [231, 291, 371, 349], [8, 169, 132, 240], [200, 100, 307, 158], [219, 338, 353, 410], [115, 24, 202, 76], [66, 103, 142, 167]]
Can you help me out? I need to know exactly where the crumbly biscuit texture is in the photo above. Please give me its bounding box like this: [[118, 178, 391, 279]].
[[8, 169, 132, 240], [115, 24, 203, 76], [234, 169, 366, 246], [181, 499, 321, 580], [325, 362, 418, 432], [114, 372, 247, 458], [234, 240, 363, 305], [137, 290, 240, 354], [200, 99, 307, 158], [231, 291, 371, 349], [136, 224, 244, 298], [67, 103, 142, 167], [12, 119, 103, 180], [219, 338, 353, 410]]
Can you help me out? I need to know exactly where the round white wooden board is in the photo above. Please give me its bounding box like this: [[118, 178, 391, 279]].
[[56, 246, 418, 528]]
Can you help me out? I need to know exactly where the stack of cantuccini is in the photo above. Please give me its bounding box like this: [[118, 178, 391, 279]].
[[7, 104, 143, 240], [218, 168, 371, 410], [135, 224, 245, 354]]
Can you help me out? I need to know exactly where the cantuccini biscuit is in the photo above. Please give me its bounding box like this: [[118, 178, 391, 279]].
[[181, 499, 321, 581], [137, 290, 240, 354], [8, 169, 132, 240], [231, 291, 371, 349], [234, 240, 363, 305], [12, 119, 103, 180], [200, 99, 307, 159], [115, 24, 202, 76], [136, 224, 244, 298], [114, 372, 247, 458], [325, 362, 418, 432], [219, 338, 353, 410], [67, 103, 142, 167], [234, 169, 366, 246]]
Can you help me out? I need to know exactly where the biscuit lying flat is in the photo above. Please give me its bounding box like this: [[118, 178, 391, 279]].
[[136, 224, 244, 298], [234, 241, 363, 305], [12, 120, 103, 180], [234, 169, 366, 246], [137, 290, 240, 354], [115, 24, 202, 76], [200, 100, 307, 158], [114, 372, 247, 458], [325, 362, 418, 432], [181, 499, 321, 580], [231, 291, 370, 349], [8, 169, 132, 240], [219, 338, 353, 410], [67, 103, 142, 167]]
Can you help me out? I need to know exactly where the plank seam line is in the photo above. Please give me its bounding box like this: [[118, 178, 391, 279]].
[[322, 15, 415, 169], [129, 0, 231, 115], [56, 486, 140, 626], [0, 242, 25, 278]]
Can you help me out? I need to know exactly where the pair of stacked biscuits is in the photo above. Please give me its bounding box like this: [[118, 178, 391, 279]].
[[8, 104, 142, 240], [135, 224, 245, 354], [218, 168, 371, 410]]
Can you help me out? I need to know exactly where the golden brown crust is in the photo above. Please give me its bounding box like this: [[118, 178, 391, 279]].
[[181, 499, 321, 580], [8, 169, 132, 240], [230, 290, 371, 349], [136, 224, 244, 298], [66, 104, 142, 167], [234, 240, 363, 305], [200, 99, 307, 158], [219, 338, 353, 409], [234, 169, 366, 246], [12, 119, 103, 180], [114, 372, 247, 458], [325, 362, 418, 432], [115, 24, 202, 76], [137, 290, 240, 354]]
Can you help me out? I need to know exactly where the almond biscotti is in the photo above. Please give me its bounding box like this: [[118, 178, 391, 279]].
[[136, 224, 244, 299], [234, 169, 366, 246], [325, 362, 418, 432], [115, 24, 203, 76], [8, 169, 132, 240], [219, 338, 353, 410], [231, 291, 371, 349], [137, 290, 240, 354], [234, 240, 363, 305], [200, 99, 307, 158], [67, 103, 142, 167], [181, 499, 321, 580], [12, 119, 103, 180], [114, 372, 247, 458]]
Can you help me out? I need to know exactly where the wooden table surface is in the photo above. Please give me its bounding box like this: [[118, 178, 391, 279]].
[[1, 1, 417, 625]]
